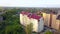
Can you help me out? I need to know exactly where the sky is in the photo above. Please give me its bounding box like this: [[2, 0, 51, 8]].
[[0, 0, 60, 8]]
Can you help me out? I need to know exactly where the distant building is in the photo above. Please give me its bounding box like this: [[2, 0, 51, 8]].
[[20, 11, 44, 32], [43, 12, 51, 27], [53, 15, 60, 30], [42, 11, 60, 31]]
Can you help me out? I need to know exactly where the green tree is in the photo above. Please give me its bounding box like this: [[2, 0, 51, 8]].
[[25, 23, 33, 34], [0, 8, 25, 34], [45, 30, 52, 34]]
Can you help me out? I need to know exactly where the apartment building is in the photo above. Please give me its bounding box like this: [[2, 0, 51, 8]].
[[20, 11, 44, 32]]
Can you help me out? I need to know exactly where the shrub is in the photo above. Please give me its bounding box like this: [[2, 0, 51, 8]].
[[45, 30, 52, 34]]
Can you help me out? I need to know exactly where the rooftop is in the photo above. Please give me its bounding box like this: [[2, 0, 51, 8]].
[[57, 15, 60, 20], [20, 11, 41, 20]]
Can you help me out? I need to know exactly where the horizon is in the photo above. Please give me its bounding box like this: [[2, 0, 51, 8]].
[[0, 0, 60, 8]]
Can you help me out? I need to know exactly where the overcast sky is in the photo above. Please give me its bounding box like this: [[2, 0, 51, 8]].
[[0, 0, 60, 8]]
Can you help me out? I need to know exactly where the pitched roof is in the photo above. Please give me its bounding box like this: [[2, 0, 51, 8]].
[[28, 13, 32, 17], [57, 15, 60, 20], [20, 11, 30, 15], [31, 14, 41, 20], [20, 11, 25, 14], [20, 11, 41, 20]]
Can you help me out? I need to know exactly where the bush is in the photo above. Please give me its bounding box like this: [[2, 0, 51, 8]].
[[45, 30, 52, 34], [5, 25, 24, 34]]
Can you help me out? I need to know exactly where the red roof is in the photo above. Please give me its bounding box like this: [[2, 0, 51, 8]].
[[20, 11, 30, 15], [28, 13, 32, 19], [20, 11, 41, 20], [31, 14, 41, 20], [25, 12, 30, 15], [28, 13, 41, 20], [20, 11, 25, 14]]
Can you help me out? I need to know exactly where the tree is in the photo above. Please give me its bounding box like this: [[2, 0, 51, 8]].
[[45, 30, 52, 34], [25, 23, 33, 34], [0, 8, 25, 34]]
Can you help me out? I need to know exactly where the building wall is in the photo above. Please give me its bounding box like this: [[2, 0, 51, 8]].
[[43, 13, 47, 25], [38, 17, 44, 32], [51, 14, 57, 28], [20, 14, 24, 25], [31, 18, 38, 32], [20, 14, 38, 32], [20, 13, 44, 32], [43, 13, 50, 27], [55, 20, 60, 30], [20, 14, 28, 26], [42, 11, 60, 31], [26, 17, 31, 25], [44, 14, 50, 27], [30, 18, 44, 32], [23, 15, 28, 26]]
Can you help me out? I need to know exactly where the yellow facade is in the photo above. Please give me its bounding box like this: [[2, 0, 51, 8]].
[[43, 12, 50, 27], [20, 13, 44, 32], [46, 14, 50, 27], [51, 14, 57, 28], [55, 20, 60, 30], [23, 15, 31, 26], [20, 14, 29, 26], [43, 13, 47, 25], [31, 18, 38, 32]]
